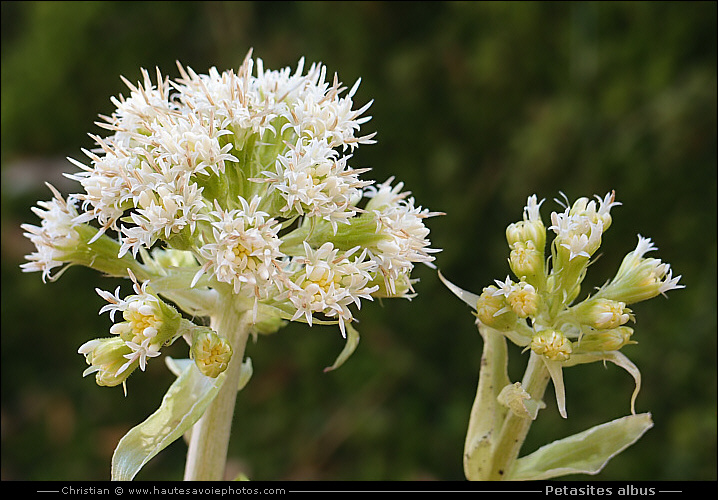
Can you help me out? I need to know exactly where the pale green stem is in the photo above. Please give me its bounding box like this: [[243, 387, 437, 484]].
[[463, 326, 510, 480], [486, 351, 550, 480], [183, 294, 251, 481]]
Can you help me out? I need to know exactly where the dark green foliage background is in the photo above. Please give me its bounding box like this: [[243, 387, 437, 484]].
[[1, 1, 715, 481]]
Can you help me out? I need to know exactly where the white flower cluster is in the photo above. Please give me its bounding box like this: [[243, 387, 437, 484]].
[[21, 184, 81, 282], [22, 51, 440, 339], [548, 191, 621, 261], [193, 196, 283, 298], [282, 242, 378, 336], [93, 277, 166, 372], [78, 271, 185, 388], [364, 178, 441, 295]]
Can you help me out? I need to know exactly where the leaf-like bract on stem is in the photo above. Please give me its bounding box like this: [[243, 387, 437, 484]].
[[111, 359, 227, 481], [508, 413, 653, 480]]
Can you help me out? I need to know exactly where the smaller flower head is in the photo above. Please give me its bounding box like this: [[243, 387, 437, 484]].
[[108, 67, 173, 144], [530, 329, 573, 362], [574, 298, 632, 330], [193, 197, 284, 300], [78, 337, 136, 388], [191, 327, 233, 378], [20, 184, 82, 282], [282, 242, 379, 337], [550, 211, 603, 262], [474, 285, 520, 331], [95, 271, 182, 377], [575, 326, 635, 353], [569, 190, 621, 232], [261, 138, 370, 232], [549, 191, 618, 264], [364, 177, 443, 296], [508, 240, 544, 283], [507, 281, 540, 318], [599, 235, 684, 304]]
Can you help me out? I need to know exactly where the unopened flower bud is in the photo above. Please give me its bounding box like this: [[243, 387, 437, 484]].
[[507, 195, 547, 253], [191, 327, 233, 378], [531, 329, 572, 362], [251, 312, 288, 335], [508, 241, 545, 285], [20, 184, 143, 281], [507, 282, 539, 318], [474, 286, 519, 331], [599, 235, 684, 304], [78, 337, 137, 387], [506, 219, 546, 253], [576, 326, 635, 353], [572, 298, 632, 330]]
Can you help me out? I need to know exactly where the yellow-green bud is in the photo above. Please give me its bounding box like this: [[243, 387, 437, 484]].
[[531, 329, 572, 362], [474, 286, 519, 331], [576, 326, 635, 353], [508, 241, 544, 282], [251, 312, 288, 335], [572, 298, 632, 330], [600, 237, 683, 304], [507, 281, 539, 318], [506, 219, 546, 253], [191, 327, 233, 378], [78, 337, 137, 387]]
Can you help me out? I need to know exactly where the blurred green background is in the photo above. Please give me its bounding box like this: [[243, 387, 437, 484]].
[[1, 1, 715, 482]]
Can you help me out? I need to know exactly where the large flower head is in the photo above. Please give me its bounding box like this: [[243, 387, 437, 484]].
[[22, 50, 441, 383]]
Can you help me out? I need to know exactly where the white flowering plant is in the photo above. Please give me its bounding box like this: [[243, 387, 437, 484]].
[[440, 192, 683, 480], [21, 50, 441, 481]]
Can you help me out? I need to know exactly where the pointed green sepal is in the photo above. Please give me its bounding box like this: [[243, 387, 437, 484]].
[[324, 322, 360, 372], [565, 351, 642, 414], [438, 271, 480, 310]]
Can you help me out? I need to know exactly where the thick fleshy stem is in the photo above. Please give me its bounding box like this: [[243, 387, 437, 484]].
[[463, 325, 509, 480], [486, 350, 550, 480], [183, 294, 251, 481]]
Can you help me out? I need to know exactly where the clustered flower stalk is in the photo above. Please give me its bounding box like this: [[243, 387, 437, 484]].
[[440, 192, 683, 481], [21, 50, 440, 481]]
